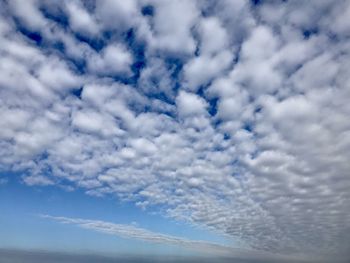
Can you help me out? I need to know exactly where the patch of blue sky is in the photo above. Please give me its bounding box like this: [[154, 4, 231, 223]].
[[124, 29, 147, 83], [0, 172, 231, 255], [141, 5, 154, 17], [40, 5, 69, 29]]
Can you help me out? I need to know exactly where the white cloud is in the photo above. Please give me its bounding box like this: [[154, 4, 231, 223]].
[[182, 12, 233, 90], [197, 17, 229, 56], [176, 91, 208, 117], [1, 1, 350, 261], [65, 0, 99, 36], [229, 25, 282, 95], [42, 214, 233, 255], [72, 109, 124, 138], [8, 0, 47, 30], [42, 215, 303, 262], [183, 50, 233, 91], [331, 2, 350, 36], [95, 0, 139, 31], [87, 44, 133, 76], [23, 175, 54, 186], [148, 0, 199, 54], [36, 57, 82, 92], [129, 138, 157, 155]]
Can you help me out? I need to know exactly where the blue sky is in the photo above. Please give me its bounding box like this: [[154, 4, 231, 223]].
[[0, 0, 350, 262], [0, 172, 231, 256]]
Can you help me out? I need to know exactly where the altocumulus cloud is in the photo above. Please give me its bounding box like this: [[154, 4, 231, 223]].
[[1, 0, 350, 261]]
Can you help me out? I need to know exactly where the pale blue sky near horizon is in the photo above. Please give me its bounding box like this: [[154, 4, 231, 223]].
[[0, 171, 232, 257]]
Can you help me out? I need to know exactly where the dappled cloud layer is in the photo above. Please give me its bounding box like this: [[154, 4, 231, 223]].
[[1, 0, 350, 260]]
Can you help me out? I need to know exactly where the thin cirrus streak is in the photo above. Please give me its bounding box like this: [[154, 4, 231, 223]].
[[41, 215, 308, 263], [41, 215, 234, 255]]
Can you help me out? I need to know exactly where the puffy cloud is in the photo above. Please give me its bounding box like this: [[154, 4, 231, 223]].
[[72, 109, 124, 138], [331, 1, 350, 36], [229, 25, 282, 95], [36, 57, 82, 92], [183, 50, 233, 91], [65, 0, 100, 36], [183, 16, 233, 91], [176, 91, 208, 117], [148, 0, 199, 54], [197, 17, 229, 56], [95, 0, 139, 31], [8, 0, 47, 30], [1, 0, 350, 261], [87, 44, 133, 76]]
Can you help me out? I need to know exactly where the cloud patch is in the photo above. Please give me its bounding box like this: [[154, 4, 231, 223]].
[[42, 215, 309, 262], [0, 0, 350, 261]]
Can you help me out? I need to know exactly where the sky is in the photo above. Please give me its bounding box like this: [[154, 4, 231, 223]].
[[0, 0, 350, 262]]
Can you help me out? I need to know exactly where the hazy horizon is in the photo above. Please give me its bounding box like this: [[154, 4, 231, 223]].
[[0, 248, 333, 263]]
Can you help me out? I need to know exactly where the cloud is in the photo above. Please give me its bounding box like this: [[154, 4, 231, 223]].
[[87, 44, 133, 76], [95, 0, 139, 31], [176, 91, 208, 117], [65, 0, 100, 36], [197, 17, 229, 56], [41, 215, 306, 262], [23, 175, 54, 186], [147, 0, 199, 55], [8, 0, 47, 30], [1, 0, 350, 261], [0, 177, 8, 185], [41, 215, 233, 255], [183, 50, 233, 91]]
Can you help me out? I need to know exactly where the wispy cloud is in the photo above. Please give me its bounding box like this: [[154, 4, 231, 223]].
[[41, 214, 236, 256], [0, 177, 8, 185], [41, 215, 302, 262]]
